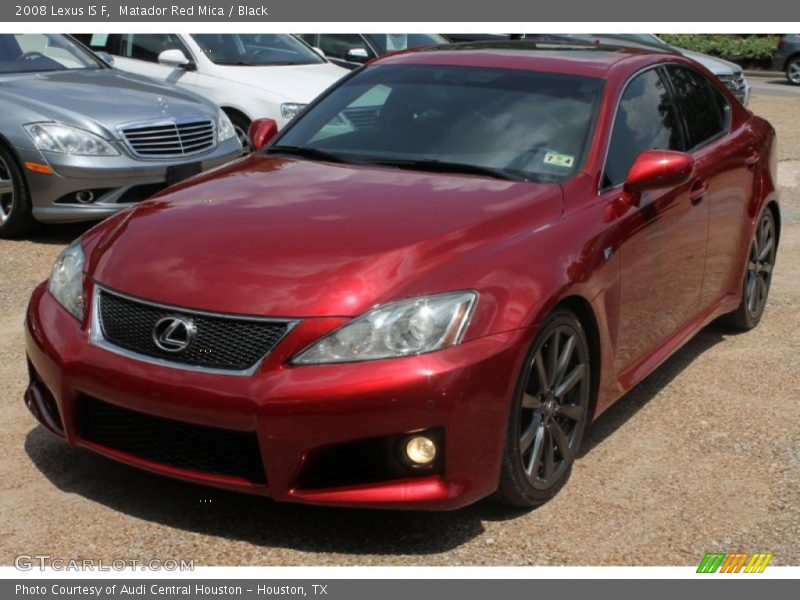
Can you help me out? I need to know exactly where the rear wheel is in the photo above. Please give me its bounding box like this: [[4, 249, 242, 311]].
[[495, 308, 591, 508], [724, 209, 777, 330], [787, 57, 800, 86], [0, 144, 36, 239]]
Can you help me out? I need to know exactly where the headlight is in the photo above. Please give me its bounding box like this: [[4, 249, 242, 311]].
[[24, 123, 119, 156], [280, 103, 307, 120], [293, 291, 477, 364], [217, 111, 237, 143], [48, 241, 85, 320]]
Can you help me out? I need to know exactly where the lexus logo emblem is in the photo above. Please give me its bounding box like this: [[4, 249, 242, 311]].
[[153, 316, 195, 353]]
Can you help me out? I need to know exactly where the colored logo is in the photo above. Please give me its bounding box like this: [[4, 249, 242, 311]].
[[697, 552, 773, 573]]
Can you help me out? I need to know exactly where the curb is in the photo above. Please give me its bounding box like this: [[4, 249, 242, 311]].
[[744, 70, 783, 78]]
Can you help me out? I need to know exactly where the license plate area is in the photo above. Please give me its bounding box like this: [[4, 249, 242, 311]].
[[165, 161, 202, 186]]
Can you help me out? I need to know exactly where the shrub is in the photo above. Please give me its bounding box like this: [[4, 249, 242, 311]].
[[659, 34, 779, 68]]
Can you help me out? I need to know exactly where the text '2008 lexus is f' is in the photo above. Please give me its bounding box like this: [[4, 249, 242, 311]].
[[25, 40, 779, 510]]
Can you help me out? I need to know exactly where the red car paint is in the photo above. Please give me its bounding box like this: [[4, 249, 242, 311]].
[[25, 44, 779, 510]]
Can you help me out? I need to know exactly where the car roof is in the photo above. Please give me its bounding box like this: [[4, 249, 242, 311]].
[[373, 39, 677, 78]]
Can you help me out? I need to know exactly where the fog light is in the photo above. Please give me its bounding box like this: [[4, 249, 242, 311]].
[[75, 190, 95, 204], [405, 435, 437, 465]]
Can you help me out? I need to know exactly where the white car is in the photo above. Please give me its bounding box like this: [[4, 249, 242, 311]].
[[75, 34, 349, 148]]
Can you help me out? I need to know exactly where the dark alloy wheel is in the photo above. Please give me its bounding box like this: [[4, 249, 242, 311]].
[[725, 208, 777, 330], [495, 308, 591, 507]]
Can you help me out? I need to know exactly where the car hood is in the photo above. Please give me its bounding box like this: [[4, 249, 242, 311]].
[[0, 68, 217, 137], [208, 62, 347, 102], [678, 49, 742, 75], [89, 156, 563, 318]]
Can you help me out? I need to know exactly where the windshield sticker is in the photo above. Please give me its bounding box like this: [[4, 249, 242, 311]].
[[544, 151, 575, 168]]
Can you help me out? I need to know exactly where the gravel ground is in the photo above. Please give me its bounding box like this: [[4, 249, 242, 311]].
[[1, 95, 798, 567]]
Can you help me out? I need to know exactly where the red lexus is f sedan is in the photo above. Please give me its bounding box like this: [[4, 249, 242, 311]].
[[25, 40, 779, 510]]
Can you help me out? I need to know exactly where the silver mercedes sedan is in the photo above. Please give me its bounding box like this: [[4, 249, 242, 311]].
[[0, 34, 242, 237]]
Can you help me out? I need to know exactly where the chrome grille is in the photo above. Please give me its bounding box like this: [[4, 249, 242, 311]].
[[93, 288, 295, 373], [119, 118, 216, 158], [718, 72, 746, 95]]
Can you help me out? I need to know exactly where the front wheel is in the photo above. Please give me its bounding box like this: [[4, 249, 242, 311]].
[[0, 144, 36, 238], [225, 111, 252, 155], [495, 308, 591, 508]]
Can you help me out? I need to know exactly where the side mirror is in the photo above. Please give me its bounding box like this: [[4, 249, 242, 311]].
[[622, 150, 694, 206], [157, 48, 194, 70], [95, 51, 114, 66], [312, 46, 326, 58], [248, 118, 279, 151], [345, 47, 370, 62]]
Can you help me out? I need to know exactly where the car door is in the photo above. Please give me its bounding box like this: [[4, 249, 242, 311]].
[[663, 64, 755, 311], [601, 67, 710, 377]]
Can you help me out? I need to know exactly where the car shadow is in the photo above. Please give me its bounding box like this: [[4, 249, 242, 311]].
[[24, 325, 728, 555], [24, 426, 492, 556], [578, 326, 725, 457]]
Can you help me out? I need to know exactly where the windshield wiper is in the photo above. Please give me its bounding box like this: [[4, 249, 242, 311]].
[[267, 145, 354, 164], [363, 158, 526, 182], [212, 60, 257, 66]]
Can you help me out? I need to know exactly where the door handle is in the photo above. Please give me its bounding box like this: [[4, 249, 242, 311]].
[[745, 149, 760, 169], [689, 180, 709, 205]]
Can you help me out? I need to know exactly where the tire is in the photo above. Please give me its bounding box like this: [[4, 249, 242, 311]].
[[224, 111, 252, 155], [786, 56, 800, 86], [723, 208, 778, 331], [495, 308, 592, 508], [0, 143, 36, 239]]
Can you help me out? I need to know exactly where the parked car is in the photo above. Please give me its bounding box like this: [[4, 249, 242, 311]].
[[595, 34, 752, 105], [73, 34, 348, 148], [25, 39, 779, 510], [0, 33, 241, 238], [772, 34, 800, 85], [297, 34, 448, 69]]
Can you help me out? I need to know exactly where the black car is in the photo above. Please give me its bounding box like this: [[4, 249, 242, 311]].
[[772, 35, 800, 85]]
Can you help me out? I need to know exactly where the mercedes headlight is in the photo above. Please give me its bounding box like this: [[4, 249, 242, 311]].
[[25, 123, 119, 156], [48, 241, 85, 320], [293, 291, 477, 364], [217, 111, 237, 143], [280, 103, 307, 120]]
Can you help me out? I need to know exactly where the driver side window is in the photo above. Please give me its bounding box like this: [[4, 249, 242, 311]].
[[315, 34, 371, 61], [602, 68, 685, 189], [120, 34, 190, 63]]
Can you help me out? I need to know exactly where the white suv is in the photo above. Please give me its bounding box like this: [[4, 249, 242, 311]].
[[75, 34, 348, 149]]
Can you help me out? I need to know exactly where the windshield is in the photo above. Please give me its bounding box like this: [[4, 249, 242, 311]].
[[192, 34, 325, 66], [0, 34, 102, 74], [274, 64, 602, 183], [614, 34, 671, 48], [364, 34, 449, 54]]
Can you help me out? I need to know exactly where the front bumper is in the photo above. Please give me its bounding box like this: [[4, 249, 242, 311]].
[[16, 138, 241, 224], [24, 282, 528, 510]]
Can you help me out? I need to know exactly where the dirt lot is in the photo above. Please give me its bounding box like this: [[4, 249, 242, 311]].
[[1, 95, 798, 567]]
